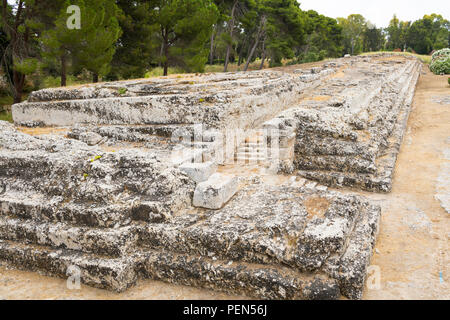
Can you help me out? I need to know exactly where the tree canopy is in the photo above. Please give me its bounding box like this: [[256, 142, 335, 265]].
[[1, 1, 449, 103]]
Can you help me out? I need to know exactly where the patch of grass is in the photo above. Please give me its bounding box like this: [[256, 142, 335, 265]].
[[205, 59, 270, 73], [41, 75, 90, 89], [0, 93, 13, 122], [0, 111, 13, 122], [0, 94, 13, 106], [145, 67, 185, 78], [118, 88, 127, 95], [360, 51, 432, 64]]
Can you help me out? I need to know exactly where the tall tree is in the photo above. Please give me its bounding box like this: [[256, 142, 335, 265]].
[[363, 22, 384, 52], [263, 0, 306, 67], [72, 0, 122, 83], [149, 0, 219, 76], [41, 0, 83, 86], [0, 0, 41, 103], [338, 14, 366, 55], [111, 0, 158, 80], [302, 10, 343, 61], [406, 14, 449, 54], [223, 0, 238, 72], [386, 15, 402, 50]]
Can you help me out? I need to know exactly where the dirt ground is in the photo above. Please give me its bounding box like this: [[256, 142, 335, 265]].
[[0, 67, 448, 300], [361, 68, 449, 300]]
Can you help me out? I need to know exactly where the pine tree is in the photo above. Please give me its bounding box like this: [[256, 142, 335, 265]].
[[112, 0, 159, 80], [73, 0, 122, 83], [1, 0, 45, 102], [41, 0, 82, 86], [338, 14, 366, 55], [149, 0, 219, 76]]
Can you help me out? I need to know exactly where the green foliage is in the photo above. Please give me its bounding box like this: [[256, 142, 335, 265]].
[[337, 14, 367, 55], [432, 48, 450, 61], [264, 0, 307, 66], [385, 15, 410, 50], [448, 77, 450, 85], [430, 48, 450, 74], [144, 67, 184, 78], [406, 14, 449, 54], [0, 112, 13, 123], [3, 0, 450, 88], [13, 58, 38, 75], [150, 0, 219, 74], [90, 155, 103, 162], [363, 23, 385, 52], [110, 0, 159, 79], [303, 10, 343, 59], [72, 0, 123, 80], [430, 56, 450, 75]]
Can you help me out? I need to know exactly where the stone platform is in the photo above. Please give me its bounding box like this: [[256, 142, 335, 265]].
[[0, 54, 422, 299]]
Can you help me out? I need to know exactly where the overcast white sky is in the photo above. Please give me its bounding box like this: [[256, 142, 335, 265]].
[[298, 0, 450, 28]]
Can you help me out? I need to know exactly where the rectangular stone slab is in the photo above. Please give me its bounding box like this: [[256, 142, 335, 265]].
[[193, 173, 239, 209]]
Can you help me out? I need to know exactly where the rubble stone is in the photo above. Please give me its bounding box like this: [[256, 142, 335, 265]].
[[193, 173, 239, 209], [179, 161, 217, 183]]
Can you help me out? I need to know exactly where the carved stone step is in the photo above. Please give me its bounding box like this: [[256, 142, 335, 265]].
[[0, 216, 137, 257]]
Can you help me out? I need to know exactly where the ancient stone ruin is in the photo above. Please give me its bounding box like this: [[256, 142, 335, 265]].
[[0, 54, 421, 299]]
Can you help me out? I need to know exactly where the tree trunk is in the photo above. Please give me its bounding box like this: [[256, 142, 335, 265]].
[[93, 73, 99, 83], [238, 49, 243, 66], [12, 70, 25, 104], [163, 40, 169, 76], [159, 43, 164, 67], [259, 39, 266, 70], [224, 0, 238, 72], [162, 29, 169, 76], [238, 35, 249, 66], [244, 39, 259, 71], [61, 54, 67, 87], [209, 27, 215, 65], [259, 52, 266, 70], [244, 17, 266, 72]]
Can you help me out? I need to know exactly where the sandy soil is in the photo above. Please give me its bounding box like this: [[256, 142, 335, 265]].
[[0, 68, 448, 300], [361, 68, 449, 300]]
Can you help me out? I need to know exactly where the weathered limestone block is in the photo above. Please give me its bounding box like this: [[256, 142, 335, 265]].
[[290, 55, 422, 192], [193, 173, 239, 209], [11, 71, 309, 131], [0, 121, 195, 222], [139, 181, 380, 299], [179, 161, 217, 183], [79, 131, 103, 146]]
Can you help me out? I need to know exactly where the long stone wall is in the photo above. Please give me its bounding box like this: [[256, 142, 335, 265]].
[[12, 70, 334, 130]]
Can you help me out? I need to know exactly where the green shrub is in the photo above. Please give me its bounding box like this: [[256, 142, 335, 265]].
[[430, 56, 450, 75], [448, 77, 450, 85], [432, 48, 450, 61]]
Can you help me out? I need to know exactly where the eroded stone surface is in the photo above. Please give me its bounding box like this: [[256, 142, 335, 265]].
[[1, 54, 421, 299], [179, 161, 217, 183], [286, 55, 421, 192], [193, 173, 238, 209]]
